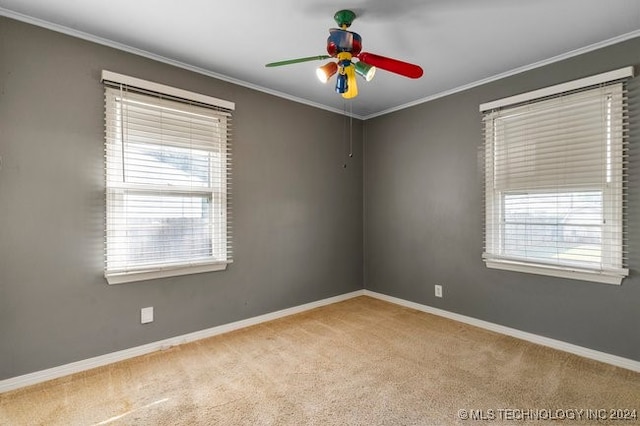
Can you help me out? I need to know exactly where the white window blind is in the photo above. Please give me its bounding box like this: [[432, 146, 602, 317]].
[[481, 68, 632, 285], [102, 71, 233, 284]]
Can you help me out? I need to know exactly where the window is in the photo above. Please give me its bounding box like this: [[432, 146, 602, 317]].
[[481, 67, 633, 285], [102, 71, 233, 284]]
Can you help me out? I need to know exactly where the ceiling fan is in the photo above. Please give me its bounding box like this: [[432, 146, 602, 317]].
[[265, 9, 424, 99]]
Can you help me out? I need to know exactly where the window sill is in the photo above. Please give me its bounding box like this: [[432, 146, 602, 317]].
[[105, 261, 230, 285], [484, 259, 627, 285]]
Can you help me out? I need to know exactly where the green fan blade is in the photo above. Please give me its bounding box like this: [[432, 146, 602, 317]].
[[265, 55, 331, 67]]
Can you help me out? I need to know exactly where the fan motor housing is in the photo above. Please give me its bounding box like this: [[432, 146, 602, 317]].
[[327, 29, 362, 57]]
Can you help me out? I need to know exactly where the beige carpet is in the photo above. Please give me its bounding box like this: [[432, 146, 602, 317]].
[[1, 296, 639, 425]]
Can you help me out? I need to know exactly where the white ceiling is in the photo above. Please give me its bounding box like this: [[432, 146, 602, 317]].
[[2, 0, 640, 118]]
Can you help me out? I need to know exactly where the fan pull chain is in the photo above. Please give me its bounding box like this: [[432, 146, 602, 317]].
[[343, 102, 348, 168], [349, 102, 353, 158], [342, 102, 355, 169]]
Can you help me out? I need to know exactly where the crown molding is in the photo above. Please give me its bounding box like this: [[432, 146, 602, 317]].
[[0, 8, 364, 119], [2, 8, 638, 121], [363, 29, 640, 120]]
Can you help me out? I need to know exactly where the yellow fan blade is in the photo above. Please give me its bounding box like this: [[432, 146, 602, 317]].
[[342, 65, 358, 99]]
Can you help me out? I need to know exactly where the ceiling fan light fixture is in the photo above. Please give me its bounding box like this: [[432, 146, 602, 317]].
[[354, 61, 376, 82], [316, 62, 338, 83], [265, 10, 423, 98]]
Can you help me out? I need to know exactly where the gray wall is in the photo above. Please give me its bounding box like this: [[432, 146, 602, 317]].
[[0, 17, 363, 380], [364, 37, 640, 361], [2, 15, 639, 382]]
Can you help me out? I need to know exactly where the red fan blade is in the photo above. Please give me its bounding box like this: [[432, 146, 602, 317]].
[[357, 52, 423, 79]]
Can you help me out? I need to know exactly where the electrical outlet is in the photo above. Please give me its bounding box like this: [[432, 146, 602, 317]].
[[141, 306, 154, 324], [435, 285, 443, 298]]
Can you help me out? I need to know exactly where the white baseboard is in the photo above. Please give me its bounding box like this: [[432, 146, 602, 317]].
[[364, 290, 640, 373], [0, 290, 365, 393], [3, 288, 638, 393]]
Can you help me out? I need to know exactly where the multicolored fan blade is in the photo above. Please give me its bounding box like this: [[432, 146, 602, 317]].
[[357, 52, 423, 79], [265, 55, 331, 67], [342, 65, 358, 99]]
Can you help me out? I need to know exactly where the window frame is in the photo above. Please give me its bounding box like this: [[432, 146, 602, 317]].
[[102, 71, 234, 284], [480, 67, 633, 285]]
